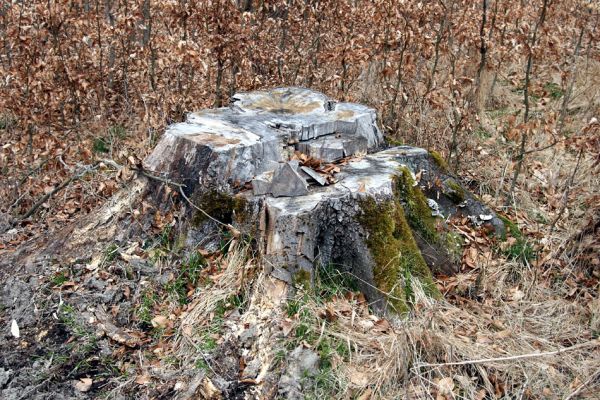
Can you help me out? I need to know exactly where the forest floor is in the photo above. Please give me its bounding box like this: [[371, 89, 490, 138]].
[[0, 75, 599, 400]]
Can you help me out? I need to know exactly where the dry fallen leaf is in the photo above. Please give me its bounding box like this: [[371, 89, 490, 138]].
[[281, 319, 294, 336], [151, 315, 169, 328], [135, 374, 152, 385], [347, 366, 370, 387], [509, 287, 525, 301], [74, 378, 93, 392], [437, 376, 454, 395], [95, 311, 143, 347], [357, 388, 373, 400]]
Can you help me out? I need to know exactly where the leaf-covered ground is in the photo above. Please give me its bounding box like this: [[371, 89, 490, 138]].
[[1, 1, 599, 398]]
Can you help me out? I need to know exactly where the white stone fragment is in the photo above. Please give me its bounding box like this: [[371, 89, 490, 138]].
[[300, 166, 327, 186], [270, 163, 309, 198], [427, 198, 444, 218]]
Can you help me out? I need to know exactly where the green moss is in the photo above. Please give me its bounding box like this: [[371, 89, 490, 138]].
[[544, 82, 563, 99], [386, 138, 404, 146], [429, 150, 449, 173], [393, 167, 439, 243], [444, 178, 466, 203], [191, 191, 248, 226], [498, 215, 521, 241], [293, 269, 312, 289], [358, 197, 440, 314]]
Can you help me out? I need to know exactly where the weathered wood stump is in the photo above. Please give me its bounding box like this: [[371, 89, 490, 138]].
[[144, 87, 503, 313]]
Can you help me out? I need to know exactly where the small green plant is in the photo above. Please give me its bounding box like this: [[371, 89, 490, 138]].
[[505, 239, 536, 263], [136, 289, 158, 326], [51, 271, 70, 287], [544, 82, 564, 99], [273, 349, 287, 368], [314, 264, 358, 301], [108, 124, 127, 139], [283, 271, 355, 398], [166, 252, 207, 305], [0, 114, 16, 130], [195, 358, 210, 371], [474, 126, 492, 139], [302, 336, 348, 398], [486, 107, 513, 120], [512, 82, 541, 103], [199, 333, 219, 351], [219, 230, 234, 255], [159, 225, 173, 250], [92, 125, 127, 155], [149, 225, 175, 262], [534, 212, 548, 224], [103, 243, 119, 263], [58, 303, 101, 377], [93, 137, 110, 153], [193, 297, 239, 352], [498, 215, 537, 264], [286, 297, 303, 318]]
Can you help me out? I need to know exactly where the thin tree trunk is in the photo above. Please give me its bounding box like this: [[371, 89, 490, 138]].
[[550, 149, 583, 233], [214, 57, 224, 108], [558, 25, 585, 134], [505, 0, 549, 206], [474, 0, 488, 117]]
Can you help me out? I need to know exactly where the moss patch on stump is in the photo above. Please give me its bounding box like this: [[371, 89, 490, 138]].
[[358, 197, 440, 314], [191, 191, 248, 226], [429, 150, 449, 173], [393, 167, 439, 243]]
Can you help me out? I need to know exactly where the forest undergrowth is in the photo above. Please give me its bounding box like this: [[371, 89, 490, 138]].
[[0, 0, 599, 399]]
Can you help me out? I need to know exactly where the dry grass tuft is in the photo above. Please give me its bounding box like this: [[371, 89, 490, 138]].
[[279, 263, 598, 399], [176, 241, 255, 357]]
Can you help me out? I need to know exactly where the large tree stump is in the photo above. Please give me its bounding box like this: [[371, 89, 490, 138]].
[[144, 87, 503, 313]]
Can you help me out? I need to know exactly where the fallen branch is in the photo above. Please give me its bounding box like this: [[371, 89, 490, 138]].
[[17, 162, 101, 222], [415, 339, 599, 368]]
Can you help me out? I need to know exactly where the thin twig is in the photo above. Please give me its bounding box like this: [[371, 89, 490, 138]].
[[550, 148, 584, 233], [17, 162, 100, 222], [563, 367, 600, 400], [178, 186, 239, 237], [522, 137, 564, 156], [137, 167, 240, 237], [416, 339, 599, 368]]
